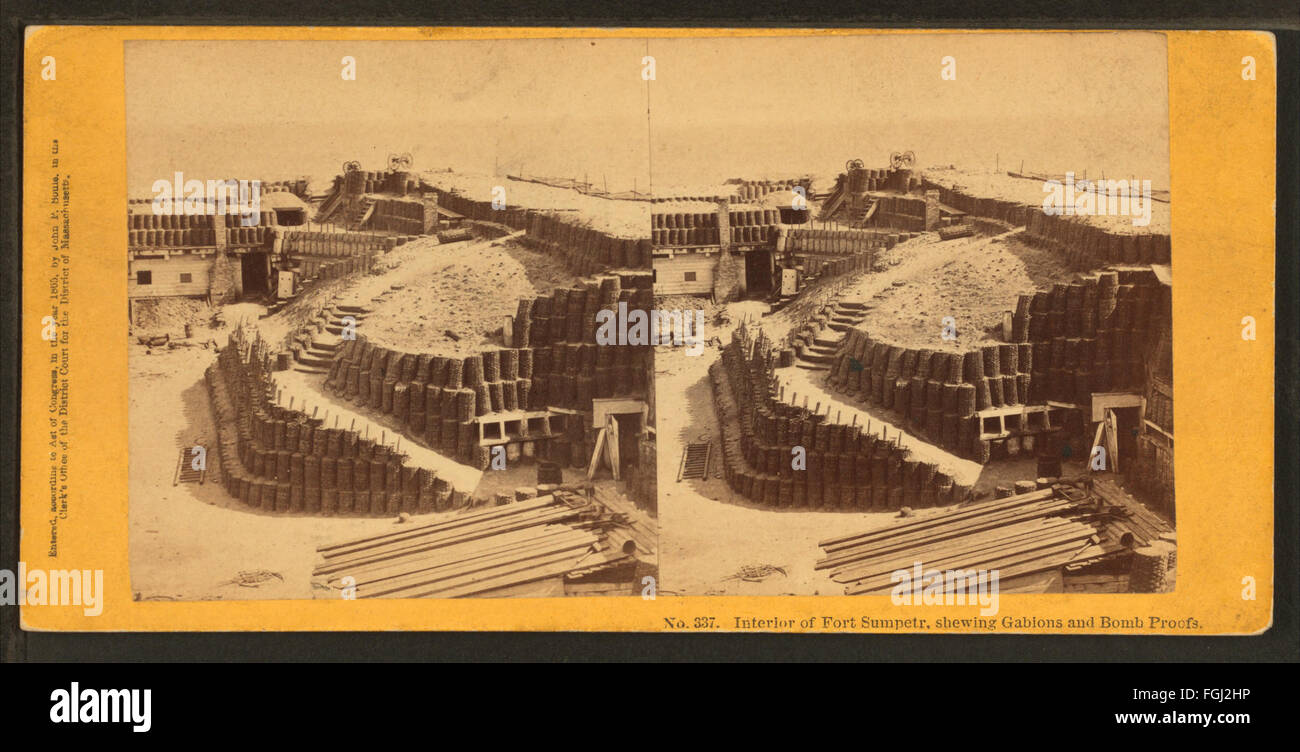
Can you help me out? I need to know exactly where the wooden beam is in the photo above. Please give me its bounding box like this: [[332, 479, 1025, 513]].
[[589, 427, 608, 481]]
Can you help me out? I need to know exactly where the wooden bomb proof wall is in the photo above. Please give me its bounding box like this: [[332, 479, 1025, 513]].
[[206, 329, 463, 515], [824, 268, 1172, 464], [324, 271, 656, 472], [710, 326, 972, 511]]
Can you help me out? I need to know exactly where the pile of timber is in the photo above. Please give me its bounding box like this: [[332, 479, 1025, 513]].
[[313, 493, 634, 599], [816, 487, 1104, 595], [1087, 476, 1174, 550]]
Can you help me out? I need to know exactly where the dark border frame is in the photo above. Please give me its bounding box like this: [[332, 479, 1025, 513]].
[[2, 1, 1296, 663]]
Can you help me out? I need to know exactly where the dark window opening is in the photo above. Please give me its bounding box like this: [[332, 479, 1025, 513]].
[[684, 271, 697, 282], [179, 272, 193, 283], [136, 270, 152, 285]]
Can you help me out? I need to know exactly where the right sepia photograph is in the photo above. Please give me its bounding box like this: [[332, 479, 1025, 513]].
[[650, 32, 1175, 598]]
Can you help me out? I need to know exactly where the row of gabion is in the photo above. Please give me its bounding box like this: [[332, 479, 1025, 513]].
[[826, 267, 1169, 463], [208, 331, 461, 515], [434, 189, 651, 273], [1025, 212, 1171, 268], [505, 271, 654, 349], [324, 283, 653, 471], [710, 325, 971, 511]]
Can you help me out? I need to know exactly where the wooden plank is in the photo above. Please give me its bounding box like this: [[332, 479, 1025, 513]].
[[818, 488, 1055, 549], [587, 427, 607, 481], [357, 533, 598, 597], [934, 542, 1097, 595], [1104, 408, 1120, 473], [316, 505, 582, 573], [606, 414, 620, 482], [820, 504, 1077, 571], [832, 520, 1093, 584], [443, 558, 589, 599], [317, 495, 559, 555], [848, 537, 1095, 595], [332, 527, 592, 586], [817, 497, 1071, 565], [313, 507, 583, 575], [820, 495, 1058, 555], [829, 517, 1085, 581], [371, 547, 593, 599], [819, 500, 1078, 571], [317, 503, 574, 566], [842, 529, 1096, 592]]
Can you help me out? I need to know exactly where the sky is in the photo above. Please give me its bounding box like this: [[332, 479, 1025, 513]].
[[125, 32, 1169, 197]]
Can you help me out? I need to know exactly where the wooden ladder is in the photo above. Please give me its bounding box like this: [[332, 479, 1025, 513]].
[[677, 442, 711, 482], [172, 447, 206, 486]]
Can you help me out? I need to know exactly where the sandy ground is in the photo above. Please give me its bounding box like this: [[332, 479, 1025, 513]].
[[361, 236, 584, 357], [126, 315, 569, 602], [128, 339, 459, 601], [655, 343, 905, 596], [861, 234, 1074, 351]]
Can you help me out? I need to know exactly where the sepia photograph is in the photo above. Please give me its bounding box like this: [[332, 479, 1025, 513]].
[[6, 4, 1291, 713], [647, 33, 1175, 600], [124, 40, 658, 601], [120, 33, 1180, 605]]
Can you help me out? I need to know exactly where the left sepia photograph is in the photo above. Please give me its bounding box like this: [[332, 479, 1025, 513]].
[[124, 40, 658, 601]]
